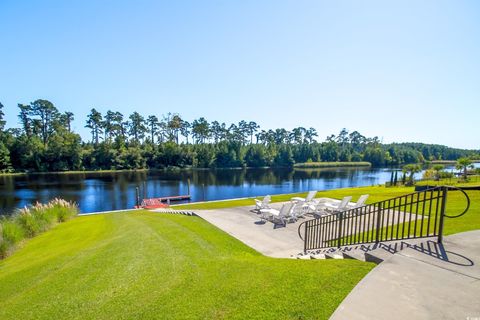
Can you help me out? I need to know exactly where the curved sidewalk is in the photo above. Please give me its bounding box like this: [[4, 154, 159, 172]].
[[331, 230, 480, 320]]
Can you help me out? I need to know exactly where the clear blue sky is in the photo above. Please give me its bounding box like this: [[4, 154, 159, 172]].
[[0, 0, 479, 149]]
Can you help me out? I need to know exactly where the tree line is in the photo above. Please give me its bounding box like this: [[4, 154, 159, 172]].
[[0, 99, 477, 172]]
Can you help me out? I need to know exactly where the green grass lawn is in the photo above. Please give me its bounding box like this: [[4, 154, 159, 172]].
[[0, 211, 373, 320]]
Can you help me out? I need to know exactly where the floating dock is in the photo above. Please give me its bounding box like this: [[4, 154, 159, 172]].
[[136, 195, 191, 209]]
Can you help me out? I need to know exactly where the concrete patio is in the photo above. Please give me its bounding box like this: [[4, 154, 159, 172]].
[[194, 202, 305, 258]]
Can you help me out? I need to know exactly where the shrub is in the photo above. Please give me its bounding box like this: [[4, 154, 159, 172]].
[[422, 169, 436, 180], [15, 208, 43, 237], [439, 171, 454, 179], [49, 198, 79, 222]]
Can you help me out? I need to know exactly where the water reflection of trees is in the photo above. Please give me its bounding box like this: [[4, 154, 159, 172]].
[[0, 167, 382, 215]]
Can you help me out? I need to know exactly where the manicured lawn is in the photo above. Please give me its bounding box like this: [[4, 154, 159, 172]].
[[0, 211, 373, 320]]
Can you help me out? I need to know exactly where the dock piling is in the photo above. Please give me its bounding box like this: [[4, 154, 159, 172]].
[[135, 187, 140, 207]]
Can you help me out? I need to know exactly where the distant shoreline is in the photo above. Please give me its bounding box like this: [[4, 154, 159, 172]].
[[294, 162, 372, 169], [2, 160, 479, 176], [0, 162, 375, 176], [430, 160, 480, 165]]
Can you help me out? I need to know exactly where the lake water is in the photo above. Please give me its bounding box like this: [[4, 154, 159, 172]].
[[0, 165, 472, 215]]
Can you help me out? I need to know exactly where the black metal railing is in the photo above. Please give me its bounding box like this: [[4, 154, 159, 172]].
[[298, 186, 470, 252]]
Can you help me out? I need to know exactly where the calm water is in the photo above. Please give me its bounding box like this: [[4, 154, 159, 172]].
[[0, 165, 469, 215]]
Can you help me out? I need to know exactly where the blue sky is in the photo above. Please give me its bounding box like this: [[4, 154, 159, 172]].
[[0, 0, 479, 149]]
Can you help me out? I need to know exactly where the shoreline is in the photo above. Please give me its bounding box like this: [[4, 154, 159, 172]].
[[0, 162, 375, 176]]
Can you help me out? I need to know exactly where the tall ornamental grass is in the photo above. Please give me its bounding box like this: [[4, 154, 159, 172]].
[[0, 198, 78, 259]]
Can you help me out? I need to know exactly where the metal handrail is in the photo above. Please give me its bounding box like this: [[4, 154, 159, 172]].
[[298, 220, 306, 241], [443, 186, 471, 218], [299, 186, 471, 251]]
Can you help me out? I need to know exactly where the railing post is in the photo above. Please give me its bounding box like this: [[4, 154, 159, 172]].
[[437, 186, 448, 244], [304, 222, 308, 252], [375, 203, 383, 243], [337, 212, 343, 247]]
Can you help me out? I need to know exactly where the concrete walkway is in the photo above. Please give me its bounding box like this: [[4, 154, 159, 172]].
[[331, 230, 480, 320], [194, 202, 305, 258]]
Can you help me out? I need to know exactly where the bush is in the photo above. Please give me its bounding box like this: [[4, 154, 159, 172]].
[[0, 198, 78, 259], [422, 169, 436, 180], [15, 209, 43, 237], [50, 198, 79, 222], [439, 171, 454, 179]]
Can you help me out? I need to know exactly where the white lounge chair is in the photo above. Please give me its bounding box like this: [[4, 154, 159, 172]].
[[291, 191, 317, 204], [261, 202, 295, 226], [314, 196, 352, 216], [255, 195, 271, 211], [347, 194, 369, 209], [291, 202, 308, 220], [307, 198, 328, 214]]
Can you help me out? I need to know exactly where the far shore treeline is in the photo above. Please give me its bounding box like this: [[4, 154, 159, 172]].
[[0, 99, 478, 173]]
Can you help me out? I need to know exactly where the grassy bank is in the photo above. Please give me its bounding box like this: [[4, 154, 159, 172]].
[[0, 211, 373, 320], [415, 176, 480, 186], [294, 161, 371, 168], [0, 199, 78, 259], [0, 169, 151, 176]]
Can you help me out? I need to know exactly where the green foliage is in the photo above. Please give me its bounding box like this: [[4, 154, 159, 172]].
[[363, 147, 385, 166], [1, 103, 479, 172], [456, 157, 474, 180], [0, 141, 11, 172], [117, 146, 146, 169], [402, 164, 422, 185], [195, 144, 216, 168], [244, 144, 271, 167], [214, 141, 242, 168], [273, 145, 294, 167]]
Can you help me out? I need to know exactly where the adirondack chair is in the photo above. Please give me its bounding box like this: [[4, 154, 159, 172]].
[[254, 195, 271, 211]]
